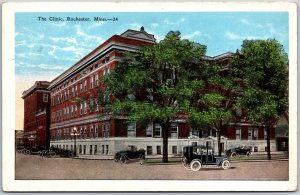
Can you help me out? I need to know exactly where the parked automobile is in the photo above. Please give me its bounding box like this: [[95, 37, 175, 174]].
[[114, 146, 146, 164], [181, 145, 231, 171], [226, 146, 251, 157], [22, 146, 46, 155], [49, 147, 72, 157]]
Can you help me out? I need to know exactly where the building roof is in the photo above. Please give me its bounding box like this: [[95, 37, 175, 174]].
[[202, 52, 236, 61], [22, 81, 50, 99]]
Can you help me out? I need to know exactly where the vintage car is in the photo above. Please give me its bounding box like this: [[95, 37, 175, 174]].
[[114, 147, 146, 164], [181, 145, 231, 171], [226, 146, 251, 157]]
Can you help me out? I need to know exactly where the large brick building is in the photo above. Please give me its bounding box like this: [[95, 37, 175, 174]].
[[22, 27, 276, 155]]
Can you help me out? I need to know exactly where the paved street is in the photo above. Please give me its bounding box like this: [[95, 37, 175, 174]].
[[15, 153, 288, 180]]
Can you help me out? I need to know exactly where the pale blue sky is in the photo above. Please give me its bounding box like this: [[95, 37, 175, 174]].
[[15, 12, 289, 82]]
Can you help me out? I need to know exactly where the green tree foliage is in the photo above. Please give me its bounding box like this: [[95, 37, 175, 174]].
[[98, 31, 206, 162], [231, 39, 288, 160], [186, 61, 238, 156]]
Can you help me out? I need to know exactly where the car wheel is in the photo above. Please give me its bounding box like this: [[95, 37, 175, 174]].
[[231, 152, 237, 158], [114, 155, 119, 162], [25, 150, 31, 155], [190, 160, 202, 171], [222, 160, 231, 170], [49, 151, 56, 158], [246, 151, 251, 157], [120, 155, 127, 164]]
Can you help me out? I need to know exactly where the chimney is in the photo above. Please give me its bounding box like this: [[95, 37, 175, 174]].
[[140, 26, 145, 32]]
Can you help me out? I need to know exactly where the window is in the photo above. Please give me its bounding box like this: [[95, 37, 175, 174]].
[[127, 122, 136, 137], [95, 74, 99, 86], [95, 124, 98, 138], [83, 145, 86, 155], [248, 127, 258, 140], [146, 123, 153, 137], [79, 145, 82, 154], [84, 101, 87, 114], [43, 93, 48, 102], [102, 123, 110, 138], [74, 105, 77, 117], [89, 99, 93, 113], [106, 145, 109, 154], [84, 79, 87, 91], [80, 83, 83, 92], [84, 126, 87, 139], [147, 146, 153, 155], [80, 127, 83, 139], [70, 105, 74, 117], [90, 125, 93, 138], [66, 107, 69, 119], [154, 124, 162, 137], [236, 127, 241, 140], [71, 87, 75, 97], [156, 146, 161, 155], [94, 145, 97, 154], [89, 145, 93, 155], [75, 85, 77, 96], [102, 145, 105, 154], [80, 103, 83, 115], [172, 146, 178, 154], [90, 76, 94, 89], [95, 99, 99, 111], [171, 124, 178, 138]]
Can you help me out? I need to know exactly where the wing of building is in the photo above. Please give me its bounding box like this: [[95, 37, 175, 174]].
[[22, 27, 279, 156]]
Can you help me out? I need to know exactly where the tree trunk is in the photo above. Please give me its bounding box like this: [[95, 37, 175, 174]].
[[266, 126, 271, 160], [162, 122, 170, 163]]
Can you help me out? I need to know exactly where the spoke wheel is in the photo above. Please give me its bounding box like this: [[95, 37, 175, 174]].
[[231, 152, 237, 158], [120, 155, 127, 164], [222, 160, 231, 170], [246, 151, 251, 157], [190, 160, 202, 171]]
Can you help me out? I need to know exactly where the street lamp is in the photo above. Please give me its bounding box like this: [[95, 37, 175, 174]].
[[70, 127, 79, 158]]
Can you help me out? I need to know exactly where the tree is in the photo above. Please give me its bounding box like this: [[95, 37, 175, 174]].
[[231, 39, 288, 160], [98, 31, 206, 163], [186, 61, 238, 156]]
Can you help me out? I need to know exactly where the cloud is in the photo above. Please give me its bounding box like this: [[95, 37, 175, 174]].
[[240, 18, 263, 28], [130, 23, 142, 30], [225, 31, 261, 40], [23, 27, 45, 40], [75, 25, 103, 43], [49, 37, 78, 45], [182, 31, 201, 39], [151, 23, 159, 28], [164, 18, 185, 25], [225, 32, 241, 40], [38, 63, 67, 71], [88, 21, 105, 29], [51, 22, 67, 27], [15, 40, 27, 47]]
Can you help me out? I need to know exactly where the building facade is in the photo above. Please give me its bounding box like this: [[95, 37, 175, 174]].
[[22, 81, 51, 148], [23, 27, 276, 155]]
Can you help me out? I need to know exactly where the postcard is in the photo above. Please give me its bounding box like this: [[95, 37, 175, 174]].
[[2, 1, 297, 192]]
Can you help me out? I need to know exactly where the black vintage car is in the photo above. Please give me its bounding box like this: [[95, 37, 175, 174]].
[[226, 146, 251, 157], [114, 147, 146, 164], [181, 145, 230, 171]]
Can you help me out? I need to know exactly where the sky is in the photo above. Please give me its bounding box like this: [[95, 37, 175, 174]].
[[15, 12, 289, 129]]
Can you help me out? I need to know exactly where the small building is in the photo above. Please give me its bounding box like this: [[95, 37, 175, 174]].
[[22, 81, 51, 148]]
